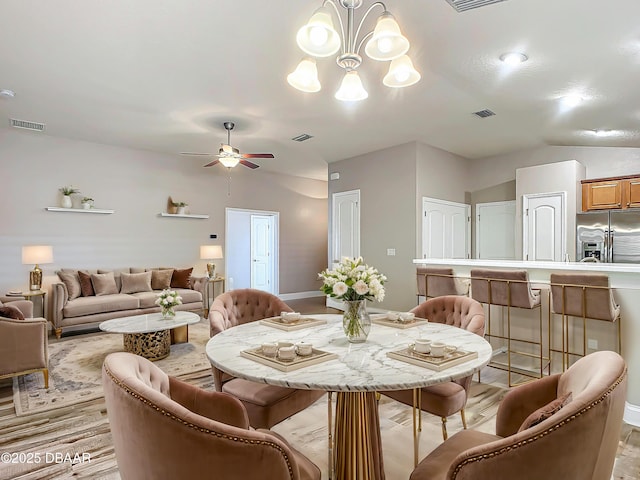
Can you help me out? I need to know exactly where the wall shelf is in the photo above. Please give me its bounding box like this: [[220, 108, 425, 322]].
[[159, 212, 209, 219], [46, 207, 115, 214]]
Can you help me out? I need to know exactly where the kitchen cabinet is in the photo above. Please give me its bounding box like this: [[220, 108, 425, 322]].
[[581, 175, 640, 211]]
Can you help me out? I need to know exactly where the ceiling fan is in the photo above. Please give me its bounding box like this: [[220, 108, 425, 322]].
[[181, 121, 274, 169]]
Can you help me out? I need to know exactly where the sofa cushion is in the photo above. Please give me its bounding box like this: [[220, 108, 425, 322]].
[[151, 269, 173, 290], [62, 294, 140, 318], [78, 270, 95, 297], [92, 272, 119, 296], [171, 268, 193, 289], [131, 291, 161, 309], [0, 304, 25, 320], [173, 288, 202, 304], [518, 391, 573, 432], [120, 271, 153, 294], [57, 270, 82, 300]]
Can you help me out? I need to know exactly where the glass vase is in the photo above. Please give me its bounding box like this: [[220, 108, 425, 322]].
[[342, 300, 371, 343], [161, 307, 176, 319]]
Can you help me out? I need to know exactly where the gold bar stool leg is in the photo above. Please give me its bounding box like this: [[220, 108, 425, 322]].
[[412, 388, 419, 467], [328, 391, 334, 480]]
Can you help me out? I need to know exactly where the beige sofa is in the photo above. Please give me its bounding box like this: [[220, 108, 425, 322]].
[[51, 267, 205, 338]]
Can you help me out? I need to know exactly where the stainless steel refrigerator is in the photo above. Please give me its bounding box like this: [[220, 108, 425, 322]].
[[576, 210, 640, 263]]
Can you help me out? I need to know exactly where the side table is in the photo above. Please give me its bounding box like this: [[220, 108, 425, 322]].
[[5, 290, 47, 319], [203, 277, 225, 317]]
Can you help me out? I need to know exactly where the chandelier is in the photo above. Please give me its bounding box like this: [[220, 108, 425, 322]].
[[287, 0, 420, 101]]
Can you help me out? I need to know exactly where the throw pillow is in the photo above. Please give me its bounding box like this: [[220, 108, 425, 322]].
[[91, 272, 119, 296], [518, 391, 573, 432], [57, 270, 82, 300], [0, 304, 25, 320], [151, 269, 173, 290], [78, 270, 95, 297], [170, 267, 193, 289], [120, 271, 153, 294]]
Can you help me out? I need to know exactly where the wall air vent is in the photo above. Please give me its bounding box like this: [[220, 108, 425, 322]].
[[291, 133, 314, 142], [445, 0, 508, 13], [10, 118, 46, 132], [472, 109, 496, 118]]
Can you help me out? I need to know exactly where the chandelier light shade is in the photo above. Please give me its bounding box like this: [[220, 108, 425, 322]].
[[287, 57, 322, 92], [289, 0, 420, 101], [219, 156, 240, 168]]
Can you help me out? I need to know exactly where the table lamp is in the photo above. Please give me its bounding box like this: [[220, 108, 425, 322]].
[[200, 245, 223, 278], [22, 245, 54, 291]]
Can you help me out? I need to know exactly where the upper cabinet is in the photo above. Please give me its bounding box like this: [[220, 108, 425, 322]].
[[582, 175, 640, 211]]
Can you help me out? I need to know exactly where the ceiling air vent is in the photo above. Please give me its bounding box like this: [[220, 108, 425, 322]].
[[472, 109, 496, 118], [291, 133, 314, 142], [445, 0, 508, 13], [10, 118, 46, 132]]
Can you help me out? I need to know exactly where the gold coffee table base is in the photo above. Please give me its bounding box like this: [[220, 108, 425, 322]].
[[123, 330, 171, 361]]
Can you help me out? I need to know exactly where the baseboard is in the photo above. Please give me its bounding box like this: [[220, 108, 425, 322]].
[[279, 291, 325, 301], [624, 401, 640, 427]]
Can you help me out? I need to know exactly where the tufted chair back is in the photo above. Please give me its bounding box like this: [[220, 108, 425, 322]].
[[102, 352, 320, 480], [209, 288, 293, 336], [411, 295, 485, 337]]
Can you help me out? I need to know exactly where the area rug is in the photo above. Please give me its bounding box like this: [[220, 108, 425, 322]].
[[12, 320, 212, 416]]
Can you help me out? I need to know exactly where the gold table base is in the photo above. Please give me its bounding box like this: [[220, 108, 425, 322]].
[[123, 330, 171, 361], [333, 392, 384, 480]]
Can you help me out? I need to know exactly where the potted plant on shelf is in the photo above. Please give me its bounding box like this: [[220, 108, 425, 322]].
[[59, 186, 80, 208], [81, 197, 94, 210], [172, 201, 188, 215]]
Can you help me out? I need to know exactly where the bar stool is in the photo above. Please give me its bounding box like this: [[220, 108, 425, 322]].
[[470, 269, 547, 387], [549, 273, 621, 371], [416, 267, 469, 303]]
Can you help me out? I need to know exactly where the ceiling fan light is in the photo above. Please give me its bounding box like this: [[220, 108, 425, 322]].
[[383, 55, 421, 88], [219, 157, 240, 168], [335, 71, 368, 102], [287, 57, 321, 93], [364, 12, 409, 61], [296, 6, 341, 57]]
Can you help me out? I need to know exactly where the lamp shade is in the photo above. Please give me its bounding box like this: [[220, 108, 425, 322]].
[[383, 55, 421, 88], [364, 12, 409, 61], [335, 71, 368, 102], [200, 245, 223, 260], [296, 6, 341, 57], [287, 57, 321, 93], [22, 245, 53, 265]]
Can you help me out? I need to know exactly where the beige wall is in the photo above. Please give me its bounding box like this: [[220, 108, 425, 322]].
[[0, 128, 327, 299]]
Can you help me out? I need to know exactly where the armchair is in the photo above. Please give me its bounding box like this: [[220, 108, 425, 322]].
[[209, 289, 325, 429], [410, 350, 627, 480], [103, 352, 320, 480], [0, 298, 48, 388]]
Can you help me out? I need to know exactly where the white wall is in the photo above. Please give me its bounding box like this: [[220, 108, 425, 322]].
[[225, 209, 252, 290], [0, 128, 328, 303]]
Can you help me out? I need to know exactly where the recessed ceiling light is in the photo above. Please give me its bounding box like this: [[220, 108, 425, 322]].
[[0, 89, 15, 99], [560, 94, 585, 107], [590, 129, 619, 137], [499, 52, 528, 65]]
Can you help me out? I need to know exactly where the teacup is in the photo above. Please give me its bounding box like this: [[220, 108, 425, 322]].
[[430, 341, 446, 357], [278, 345, 296, 361], [296, 342, 313, 356], [414, 338, 431, 354], [387, 311, 400, 322], [281, 312, 301, 323], [399, 312, 415, 323], [261, 342, 278, 357]]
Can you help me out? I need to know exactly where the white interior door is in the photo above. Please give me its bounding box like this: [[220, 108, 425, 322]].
[[476, 201, 516, 259], [251, 214, 275, 293], [329, 190, 360, 308], [422, 197, 470, 259], [523, 192, 566, 261]]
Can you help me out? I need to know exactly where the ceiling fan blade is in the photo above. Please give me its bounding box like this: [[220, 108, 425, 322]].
[[241, 153, 274, 159], [240, 159, 260, 169], [180, 152, 215, 156], [203, 159, 221, 168]]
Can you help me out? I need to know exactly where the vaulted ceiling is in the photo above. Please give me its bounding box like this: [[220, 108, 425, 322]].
[[2, 0, 640, 180]]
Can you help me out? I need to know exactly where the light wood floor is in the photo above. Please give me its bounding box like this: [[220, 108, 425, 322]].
[[0, 296, 637, 479]]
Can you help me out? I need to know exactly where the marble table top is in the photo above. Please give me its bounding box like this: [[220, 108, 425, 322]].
[[99, 311, 200, 334], [206, 314, 492, 392]]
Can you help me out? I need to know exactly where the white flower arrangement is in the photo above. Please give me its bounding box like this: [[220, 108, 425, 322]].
[[155, 289, 182, 317], [318, 256, 386, 302]]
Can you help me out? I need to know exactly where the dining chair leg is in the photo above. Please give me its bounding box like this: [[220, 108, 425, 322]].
[[460, 408, 467, 429], [441, 417, 448, 440], [412, 388, 419, 467], [327, 391, 334, 480]]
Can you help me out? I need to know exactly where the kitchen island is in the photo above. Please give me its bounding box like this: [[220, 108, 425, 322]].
[[414, 258, 640, 426]]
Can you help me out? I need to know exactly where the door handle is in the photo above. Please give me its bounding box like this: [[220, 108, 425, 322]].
[[252, 259, 258, 262]]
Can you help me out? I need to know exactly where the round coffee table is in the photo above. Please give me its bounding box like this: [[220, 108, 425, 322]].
[[100, 311, 200, 361]]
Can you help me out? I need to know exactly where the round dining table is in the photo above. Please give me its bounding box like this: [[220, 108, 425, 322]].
[[205, 313, 492, 480]]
